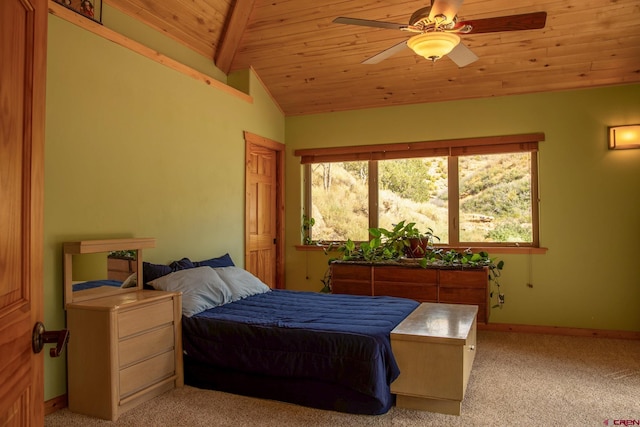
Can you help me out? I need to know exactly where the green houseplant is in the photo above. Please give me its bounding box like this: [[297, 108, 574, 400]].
[[337, 221, 439, 262], [301, 215, 315, 245], [403, 224, 440, 258]]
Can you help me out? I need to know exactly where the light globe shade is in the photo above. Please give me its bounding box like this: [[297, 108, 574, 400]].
[[407, 32, 461, 61]]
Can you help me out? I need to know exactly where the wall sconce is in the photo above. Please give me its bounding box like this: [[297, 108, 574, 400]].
[[608, 125, 640, 150]]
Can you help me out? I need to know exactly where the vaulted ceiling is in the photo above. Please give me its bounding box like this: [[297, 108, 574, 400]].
[[106, 0, 640, 116]]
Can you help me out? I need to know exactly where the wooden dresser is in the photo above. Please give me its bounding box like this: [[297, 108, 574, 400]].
[[331, 261, 490, 323], [63, 238, 183, 421], [66, 290, 183, 421]]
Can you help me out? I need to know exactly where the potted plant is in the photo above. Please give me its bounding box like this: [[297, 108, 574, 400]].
[[401, 223, 440, 258], [334, 220, 439, 261]]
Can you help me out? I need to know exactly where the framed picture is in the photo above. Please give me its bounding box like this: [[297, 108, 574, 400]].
[[54, 0, 103, 24]]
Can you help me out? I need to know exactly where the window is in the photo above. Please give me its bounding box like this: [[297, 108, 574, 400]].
[[297, 133, 542, 247], [458, 152, 533, 244], [378, 156, 449, 242], [310, 161, 369, 242]]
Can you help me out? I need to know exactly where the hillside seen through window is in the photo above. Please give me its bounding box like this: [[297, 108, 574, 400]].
[[309, 152, 534, 245]]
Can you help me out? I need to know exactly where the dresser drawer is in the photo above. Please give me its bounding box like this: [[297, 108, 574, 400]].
[[331, 263, 372, 281], [118, 299, 174, 338], [331, 280, 372, 295], [119, 324, 174, 368], [439, 286, 486, 304], [119, 350, 175, 398], [375, 266, 437, 284], [439, 269, 487, 288], [375, 282, 437, 302]]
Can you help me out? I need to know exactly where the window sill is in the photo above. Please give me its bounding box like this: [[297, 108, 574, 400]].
[[294, 244, 548, 255]]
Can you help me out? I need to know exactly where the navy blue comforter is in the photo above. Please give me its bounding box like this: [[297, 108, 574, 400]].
[[182, 290, 419, 413]]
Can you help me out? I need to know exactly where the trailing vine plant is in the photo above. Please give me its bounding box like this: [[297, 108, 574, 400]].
[[302, 215, 315, 245]]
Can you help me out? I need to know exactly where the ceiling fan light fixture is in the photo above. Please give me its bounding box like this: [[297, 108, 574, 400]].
[[407, 32, 460, 61]]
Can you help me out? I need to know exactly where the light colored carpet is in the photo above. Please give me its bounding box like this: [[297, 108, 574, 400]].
[[46, 331, 640, 426]]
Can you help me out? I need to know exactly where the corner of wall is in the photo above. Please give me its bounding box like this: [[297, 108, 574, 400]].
[[227, 69, 251, 95]]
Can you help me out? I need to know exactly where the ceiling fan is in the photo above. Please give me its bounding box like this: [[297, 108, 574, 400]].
[[333, 0, 547, 67]]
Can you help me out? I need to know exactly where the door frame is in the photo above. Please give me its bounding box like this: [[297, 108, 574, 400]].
[[243, 131, 285, 289]]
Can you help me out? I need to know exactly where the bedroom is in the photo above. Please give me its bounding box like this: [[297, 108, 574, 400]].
[[2, 0, 638, 422]]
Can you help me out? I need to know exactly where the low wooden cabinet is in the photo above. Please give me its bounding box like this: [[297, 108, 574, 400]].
[[66, 290, 183, 421], [331, 261, 490, 323]]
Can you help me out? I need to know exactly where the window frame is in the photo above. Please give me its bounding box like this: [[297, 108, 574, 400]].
[[296, 133, 544, 250]]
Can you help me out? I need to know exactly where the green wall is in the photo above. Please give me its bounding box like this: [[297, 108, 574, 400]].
[[284, 84, 640, 334], [43, 15, 284, 400]]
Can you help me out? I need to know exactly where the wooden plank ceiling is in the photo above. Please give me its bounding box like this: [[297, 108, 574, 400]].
[[106, 0, 640, 116]]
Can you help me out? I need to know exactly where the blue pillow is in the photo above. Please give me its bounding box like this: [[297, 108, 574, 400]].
[[170, 257, 195, 271], [143, 262, 172, 283], [143, 255, 234, 284], [194, 253, 235, 268], [143, 258, 194, 284]]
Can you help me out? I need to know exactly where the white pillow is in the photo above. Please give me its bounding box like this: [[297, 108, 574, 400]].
[[120, 272, 137, 288], [149, 266, 232, 317], [214, 266, 270, 302]]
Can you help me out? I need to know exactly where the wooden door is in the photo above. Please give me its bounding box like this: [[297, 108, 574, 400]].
[[244, 132, 285, 289], [0, 0, 47, 425]]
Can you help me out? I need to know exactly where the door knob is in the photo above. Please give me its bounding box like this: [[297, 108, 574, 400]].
[[32, 322, 69, 357]]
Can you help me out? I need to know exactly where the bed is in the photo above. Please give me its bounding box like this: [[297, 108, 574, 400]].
[[146, 259, 419, 415]]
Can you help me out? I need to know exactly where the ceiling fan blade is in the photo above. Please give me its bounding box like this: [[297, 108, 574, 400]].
[[447, 43, 478, 67], [429, 0, 464, 24], [458, 11, 547, 34], [362, 40, 409, 64], [333, 17, 407, 31]]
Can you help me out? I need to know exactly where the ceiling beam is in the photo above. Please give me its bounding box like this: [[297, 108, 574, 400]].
[[215, 0, 257, 74]]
